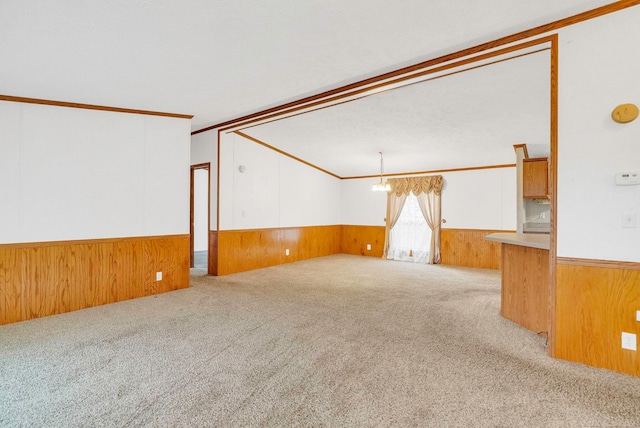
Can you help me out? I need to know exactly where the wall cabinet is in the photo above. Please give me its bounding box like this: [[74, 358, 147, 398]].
[[523, 158, 548, 198]]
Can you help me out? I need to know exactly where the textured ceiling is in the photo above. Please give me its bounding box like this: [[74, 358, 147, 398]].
[[1, 0, 613, 133], [2, 1, 613, 176], [240, 49, 551, 177]]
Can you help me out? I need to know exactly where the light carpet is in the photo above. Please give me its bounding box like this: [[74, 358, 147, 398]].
[[1, 254, 639, 427]]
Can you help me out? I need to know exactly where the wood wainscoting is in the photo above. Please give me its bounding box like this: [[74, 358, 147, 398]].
[[0, 234, 189, 325], [340, 225, 385, 258], [217, 225, 341, 275], [501, 244, 549, 333], [441, 228, 511, 270], [555, 258, 640, 377], [216, 225, 509, 275]]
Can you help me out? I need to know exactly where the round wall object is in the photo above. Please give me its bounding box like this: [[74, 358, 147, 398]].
[[238, 165, 246, 173], [612, 103, 639, 123]]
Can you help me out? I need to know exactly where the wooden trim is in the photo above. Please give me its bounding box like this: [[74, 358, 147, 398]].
[[523, 157, 548, 162], [0, 234, 189, 249], [513, 144, 530, 159], [218, 225, 340, 234], [235, 48, 550, 133], [548, 33, 559, 357], [233, 131, 341, 179], [191, 1, 640, 136], [231, 128, 515, 181], [190, 163, 211, 269], [190, 168, 195, 267], [342, 164, 516, 180], [223, 39, 554, 133], [557, 257, 640, 271], [208, 230, 218, 276], [0, 95, 193, 119], [191, 162, 210, 169], [211, 130, 222, 275], [216, 130, 221, 232]]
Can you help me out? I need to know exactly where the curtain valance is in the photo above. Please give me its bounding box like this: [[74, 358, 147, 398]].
[[388, 175, 444, 197]]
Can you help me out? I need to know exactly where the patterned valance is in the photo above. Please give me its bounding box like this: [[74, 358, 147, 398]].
[[388, 175, 444, 196]]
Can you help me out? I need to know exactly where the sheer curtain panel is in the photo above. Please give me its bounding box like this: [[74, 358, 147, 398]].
[[383, 175, 444, 264]]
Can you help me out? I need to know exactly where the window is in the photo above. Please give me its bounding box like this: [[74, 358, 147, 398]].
[[387, 192, 431, 263]]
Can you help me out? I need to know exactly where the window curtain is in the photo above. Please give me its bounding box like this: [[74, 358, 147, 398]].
[[383, 175, 444, 264], [381, 193, 408, 259], [387, 192, 431, 263]]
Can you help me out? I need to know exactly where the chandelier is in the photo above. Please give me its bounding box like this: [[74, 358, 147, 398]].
[[371, 152, 391, 192]]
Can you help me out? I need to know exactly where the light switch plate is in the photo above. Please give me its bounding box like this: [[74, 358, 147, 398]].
[[367, 244, 372, 251], [636, 310, 640, 322], [156, 271, 162, 281]]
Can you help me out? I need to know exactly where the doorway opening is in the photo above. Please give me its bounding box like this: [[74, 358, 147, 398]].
[[190, 163, 210, 270]]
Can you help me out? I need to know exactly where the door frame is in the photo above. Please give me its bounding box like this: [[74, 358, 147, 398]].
[[190, 163, 211, 269]]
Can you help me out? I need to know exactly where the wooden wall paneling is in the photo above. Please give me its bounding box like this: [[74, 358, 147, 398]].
[[22, 246, 60, 320], [112, 239, 141, 301], [0, 248, 23, 325], [143, 236, 190, 295], [440, 229, 507, 270], [500, 244, 549, 333], [217, 225, 342, 275], [340, 225, 385, 257], [0, 234, 189, 325], [555, 263, 640, 376]]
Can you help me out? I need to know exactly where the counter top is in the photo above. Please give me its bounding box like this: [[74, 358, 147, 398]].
[[484, 232, 550, 250]]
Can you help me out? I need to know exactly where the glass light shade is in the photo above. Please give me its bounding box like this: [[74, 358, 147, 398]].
[[372, 179, 390, 192]]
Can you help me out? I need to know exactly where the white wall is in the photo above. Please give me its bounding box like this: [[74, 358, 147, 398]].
[[190, 130, 218, 230], [341, 167, 517, 230], [219, 132, 341, 230], [557, 7, 640, 262], [0, 101, 190, 244]]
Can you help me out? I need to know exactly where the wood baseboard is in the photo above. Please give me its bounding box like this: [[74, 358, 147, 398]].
[[0, 234, 189, 325]]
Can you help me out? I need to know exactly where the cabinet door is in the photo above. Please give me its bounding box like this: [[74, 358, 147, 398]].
[[523, 158, 548, 198]]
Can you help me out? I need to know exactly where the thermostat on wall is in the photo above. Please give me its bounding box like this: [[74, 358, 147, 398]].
[[615, 171, 640, 186]]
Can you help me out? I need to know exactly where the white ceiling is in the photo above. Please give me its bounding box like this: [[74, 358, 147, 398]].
[[239, 49, 551, 177], [1, 0, 612, 132]]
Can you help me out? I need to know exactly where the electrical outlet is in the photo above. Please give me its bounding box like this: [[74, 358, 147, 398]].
[[539, 212, 545, 220], [636, 310, 640, 322], [622, 332, 637, 351], [367, 244, 371, 251], [285, 249, 289, 256], [156, 271, 162, 281]]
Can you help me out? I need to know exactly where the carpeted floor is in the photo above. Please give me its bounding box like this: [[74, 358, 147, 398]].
[[1, 254, 639, 427]]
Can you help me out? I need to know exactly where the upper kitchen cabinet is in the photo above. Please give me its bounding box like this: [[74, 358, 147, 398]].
[[523, 158, 548, 198]]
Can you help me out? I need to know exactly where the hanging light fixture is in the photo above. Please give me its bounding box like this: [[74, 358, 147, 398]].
[[372, 151, 391, 192]]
